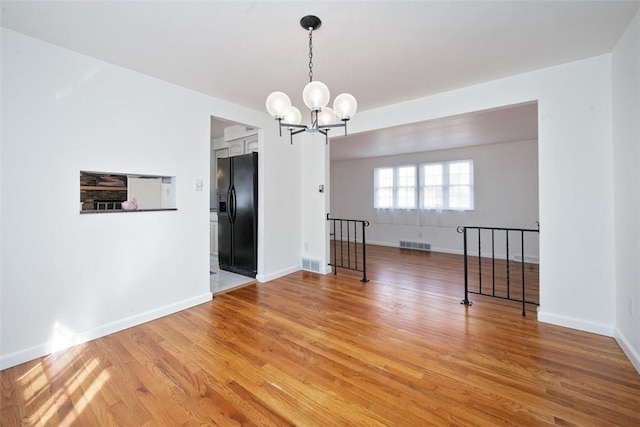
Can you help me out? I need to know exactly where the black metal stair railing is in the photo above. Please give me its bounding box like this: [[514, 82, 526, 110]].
[[327, 214, 370, 282], [458, 223, 540, 316]]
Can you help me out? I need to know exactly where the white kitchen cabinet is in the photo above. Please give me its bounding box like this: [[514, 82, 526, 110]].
[[210, 214, 218, 256], [245, 136, 258, 153], [227, 135, 258, 157], [228, 139, 244, 157], [214, 148, 229, 159]]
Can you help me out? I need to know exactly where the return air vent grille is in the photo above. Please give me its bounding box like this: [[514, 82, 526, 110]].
[[301, 258, 322, 273], [399, 241, 431, 251]]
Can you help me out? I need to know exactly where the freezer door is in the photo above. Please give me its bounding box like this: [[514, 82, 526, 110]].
[[230, 153, 258, 275], [216, 157, 231, 201], [216, 157, 232, 268]]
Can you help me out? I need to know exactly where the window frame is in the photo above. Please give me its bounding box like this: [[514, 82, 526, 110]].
[[419, 160, 474, 211], [373, 167, 395, 209], [373, 165, 418, 209]]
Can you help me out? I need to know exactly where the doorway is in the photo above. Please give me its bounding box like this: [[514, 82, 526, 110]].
[[210, 116, 260, 293], [328, 102, 540, 303]]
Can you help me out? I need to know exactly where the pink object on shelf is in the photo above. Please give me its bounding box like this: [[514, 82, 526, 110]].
[[121, 197, 138, 210]]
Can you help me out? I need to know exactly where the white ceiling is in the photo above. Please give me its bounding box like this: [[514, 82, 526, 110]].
[[2, 1, 638, 160], [331, 101, 539, 161]]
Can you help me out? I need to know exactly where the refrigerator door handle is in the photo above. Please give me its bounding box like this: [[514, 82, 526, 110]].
[[230, 185, 237, 223], [226, 186, 233, 223]]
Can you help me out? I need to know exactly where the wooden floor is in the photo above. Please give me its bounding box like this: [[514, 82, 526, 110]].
[[2, 246, 639, 426]]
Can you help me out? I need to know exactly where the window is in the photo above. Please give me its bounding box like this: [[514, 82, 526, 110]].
[[374, 166, 417, 209], [374, 167, 394, 208], [397, 166, 416, 208], [422, 163, 444, 209], [374, 161, 473, 211], [420, 160, 474, 210]]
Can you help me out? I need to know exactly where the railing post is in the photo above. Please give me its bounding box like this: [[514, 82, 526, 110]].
[[354, 223, 358, 273], [361, 221, 369, 283], [458, 226, 472, 306], [521, 230, 526, 316], [340, 220, 344, 268], [506, 230, 510, 300], [332, 217, 337, 275], [491, 229, 495, 296], [347, 221, 351, 268], [478, 228, 482, 294]]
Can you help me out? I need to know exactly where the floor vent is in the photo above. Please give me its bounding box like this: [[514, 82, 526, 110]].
[[301, 258, 322, 273], [399, 241, 431, 251]]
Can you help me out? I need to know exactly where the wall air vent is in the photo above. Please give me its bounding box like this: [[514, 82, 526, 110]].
[[301, 258, 322, 273], [399, 241, 431, 251]]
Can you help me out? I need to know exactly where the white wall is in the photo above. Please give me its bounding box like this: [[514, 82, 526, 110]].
[[301, 133, 331, 272], [0, 29, 302, 369], [331, 139, 539, 259], [254, 125, 303, 282], [0, 29, 209, 368], [612, 10, 640, 372], [345, 54, 615, 338]]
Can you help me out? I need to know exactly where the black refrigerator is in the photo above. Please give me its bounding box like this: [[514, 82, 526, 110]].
[[217, 152, 258, 278]]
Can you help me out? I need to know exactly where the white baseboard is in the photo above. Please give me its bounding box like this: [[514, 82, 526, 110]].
[[367, 240, 398, 248], [256, 263, 333, 282], [368, 241, 539, 263], [320, 264, 332, 275], [537, 311, 615, 337], [430, 246, 465, 256], [256, 264, 300, 283], [0, 292, 212, 371], [614, 328, 640, 374]]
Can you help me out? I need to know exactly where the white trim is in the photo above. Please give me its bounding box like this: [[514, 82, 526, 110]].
[[0, 293, 212, 370], [614, 327, 640, 374], [366, 241, 540, 264], [537, 311, 615, 337], [319, 265, 333, 275], [256, 264, 300, 283]]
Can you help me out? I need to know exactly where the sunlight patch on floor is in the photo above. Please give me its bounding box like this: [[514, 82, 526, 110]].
[[15, 323, 112, 425], [18, 357, 110, 426]]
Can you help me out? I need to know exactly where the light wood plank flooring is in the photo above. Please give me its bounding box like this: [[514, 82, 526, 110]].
[[2, 246, 639, 426]]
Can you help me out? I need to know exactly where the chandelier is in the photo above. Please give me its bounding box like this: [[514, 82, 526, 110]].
[[265, 15, 357, 144]]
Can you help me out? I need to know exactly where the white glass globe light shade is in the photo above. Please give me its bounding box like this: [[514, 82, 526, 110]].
[[266, 91, 291, 118], [302, 81, 330, 110], [283, 106, 302, 125], [318, 107, 337, 126], [333, 93, 358, 120]]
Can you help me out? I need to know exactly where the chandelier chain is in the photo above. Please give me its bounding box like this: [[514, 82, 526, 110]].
[[308, 28, 313, 82]]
